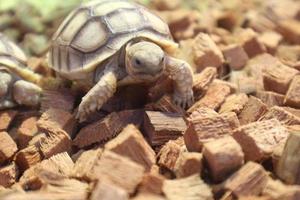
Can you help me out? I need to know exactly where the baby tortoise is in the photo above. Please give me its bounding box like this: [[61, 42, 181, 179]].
[[48, 0, 194, 122], [0, 33, 42, 109]]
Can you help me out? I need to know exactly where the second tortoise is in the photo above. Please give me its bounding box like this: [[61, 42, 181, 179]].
[[0, 33, 42, 109], [48, 0, 194, 122]]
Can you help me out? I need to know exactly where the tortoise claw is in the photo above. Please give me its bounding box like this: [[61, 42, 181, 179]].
[[173, 90, 194, 109]]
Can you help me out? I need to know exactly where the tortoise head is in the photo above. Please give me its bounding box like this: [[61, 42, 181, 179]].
[[125, 41, 165, 81]]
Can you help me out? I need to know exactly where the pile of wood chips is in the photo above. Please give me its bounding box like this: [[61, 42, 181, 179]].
[[0, 0, 300, 199]]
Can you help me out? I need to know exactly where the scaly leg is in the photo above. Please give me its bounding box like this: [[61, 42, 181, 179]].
[[0, 71, 13, 98], [13, 80, 42, 107], [165, 56, 194, 109], [76, 70, 118, 122]]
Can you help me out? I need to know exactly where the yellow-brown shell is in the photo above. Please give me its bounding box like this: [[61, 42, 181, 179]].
[[48, 0, 178, 78], [0, 33, 27, 69]]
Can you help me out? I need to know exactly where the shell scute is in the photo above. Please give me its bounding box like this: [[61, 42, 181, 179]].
[[72, 19, 109, 52], [60, 9, 90, 44]]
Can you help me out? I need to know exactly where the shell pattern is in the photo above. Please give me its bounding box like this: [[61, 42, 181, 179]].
[[0, 33, 27, 70]]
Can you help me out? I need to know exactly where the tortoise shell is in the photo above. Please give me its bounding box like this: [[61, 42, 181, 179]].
[[0, 33, 27, 70], [48, 0, 178, 78]]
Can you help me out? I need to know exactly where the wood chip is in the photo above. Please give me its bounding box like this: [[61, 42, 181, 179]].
[[258, 31, 282, 54], [262, 178, 300, 200], [138, 172, 165, 195], [147, 75, 173, 102], [72, 148, 103, 181], [271, 141, 286, 173], [222, 44, 249, 70], [15, 145, 42, 172], [2, 178, 89, 200], [132, 193, 166, 200], [224, 161, 268, 197], [203, 136, 244, 182], [237, 196, 269, 200], [188, 107, 219, 120], [0, 110, 17, 131], [40, 90, 75, 113], [40, 128, 71, 159], [276, 45, 300, 69], [152, 0, 180, 11], [46, 152, 74, 177], [159, 9, 200, 40], [233, 119, 289, 161], [89, 150, 145, 194], [17, 116, 38, 149], [184, 112, 239, 152], [219, 93, 249, 115], [37, 108, 77, 137], [216, 11, 237, 31], [163, 174, 213, 200], [282, 107, 300, 118], [285, 75, 300, 108], [263, 61, 299, 94], [174, 152, 203, 178], [193, 67, 217, 99], [256, 91, 285, 108], [28, 133, 47, 147], [145, 95, 185, 115], [276, 131, 300, 184], [43, 179, 88, 200], [90, 180, 129, 200], [19, 152, 74, 190], [238, 96, 268, 125], [192, 33, 224, 71], [277, 19, 300, 44], [157, 139, 184, 171], [188, 81, 231, 113], [143, 111, 187, 147], [105, 125, 155, 171], [0, 132, 18, 164], [0, 162, 18, 188], [237, 28, 266, 58], [259, 106, 300, 126], [73, 112, 123, 148]]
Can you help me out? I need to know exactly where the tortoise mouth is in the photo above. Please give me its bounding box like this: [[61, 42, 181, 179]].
[[135, 68, 163, 76], [132, 69, 163, 81]]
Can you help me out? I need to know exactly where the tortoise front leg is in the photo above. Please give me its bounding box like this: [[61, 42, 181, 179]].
[[0, 71, 13, 98], [13, 80, 42, 107], [0, 100, 16, 109], [165, 56, 194, 109], [76, 70, 118, 122]]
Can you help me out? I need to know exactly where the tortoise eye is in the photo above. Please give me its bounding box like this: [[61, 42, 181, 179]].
[[135, 59, 141, 66], [161, 57, 164, 63]]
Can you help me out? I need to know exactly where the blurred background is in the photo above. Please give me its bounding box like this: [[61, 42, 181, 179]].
[[0, 0, 299, 61]]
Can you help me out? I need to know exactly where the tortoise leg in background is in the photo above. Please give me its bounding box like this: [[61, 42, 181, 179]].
[[0, 71, 13, 98], [12, 80, 42, 107], [76, 68, 118, 122], [165, 56, 194, 109]]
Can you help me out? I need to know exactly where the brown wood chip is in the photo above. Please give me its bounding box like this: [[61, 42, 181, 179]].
[[233, 119, 289, 161], [105, 124, 155, 171], [224, 161, 268, 197], [143, 111, 187, 147]]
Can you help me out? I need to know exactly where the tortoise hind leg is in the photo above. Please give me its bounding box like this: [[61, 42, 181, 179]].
[[76, 70, 118, 122], [13, 80, 42, 107]]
